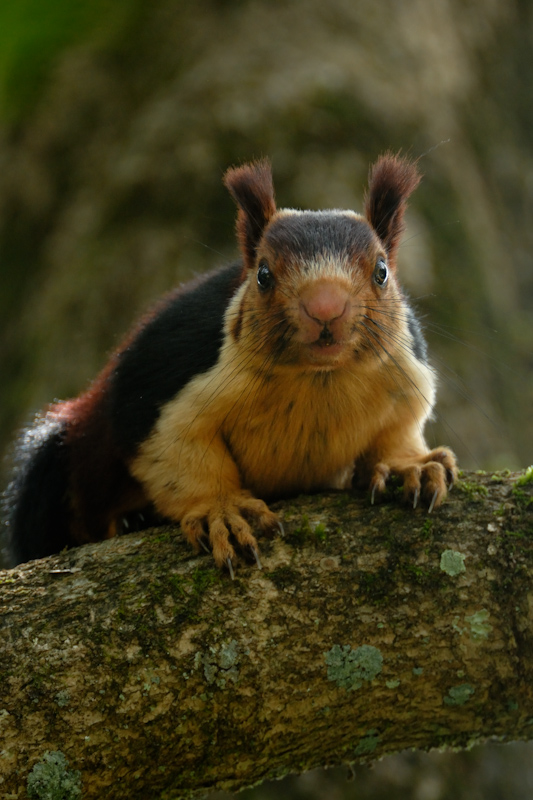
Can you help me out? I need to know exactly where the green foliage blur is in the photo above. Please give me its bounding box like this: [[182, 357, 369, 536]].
[[0, 0, 140, 120]]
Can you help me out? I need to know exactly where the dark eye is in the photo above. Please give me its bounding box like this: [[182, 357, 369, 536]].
[[257, 260, 274, 291], [373, 258, 388, 287]]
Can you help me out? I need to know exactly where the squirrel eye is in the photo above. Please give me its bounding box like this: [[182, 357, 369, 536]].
[[373, 258, 388, 287], [257, 260, 274, 291]]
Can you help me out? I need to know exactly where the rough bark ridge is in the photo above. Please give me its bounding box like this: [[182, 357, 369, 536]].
[[0, 469, 532, 799]]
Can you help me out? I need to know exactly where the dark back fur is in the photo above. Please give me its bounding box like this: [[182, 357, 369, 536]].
[[2, 418, 72, 565], [109, 260, 244, 455]]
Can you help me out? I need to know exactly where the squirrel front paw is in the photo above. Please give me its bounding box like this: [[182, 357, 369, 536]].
[[369, 447, 457, 511], [180, 492, 281, 577]]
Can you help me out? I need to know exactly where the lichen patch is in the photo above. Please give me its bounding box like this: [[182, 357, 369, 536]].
[[324, 644, 383, 691], [440, 550, 466, 577]]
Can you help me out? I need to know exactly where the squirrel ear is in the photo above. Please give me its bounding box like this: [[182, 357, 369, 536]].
[[364, 154, 421, 264], [224, 159, 277, 268]]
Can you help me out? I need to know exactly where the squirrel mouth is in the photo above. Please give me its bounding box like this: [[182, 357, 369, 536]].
[[311, 339, 343, 351], [313, 325, 340, 347], [308, 331, 345, 360], [299, 324, 348, 364]]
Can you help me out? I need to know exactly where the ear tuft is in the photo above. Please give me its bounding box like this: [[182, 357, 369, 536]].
[[364, 154, 421, 264], [224, 159, 276, 268]]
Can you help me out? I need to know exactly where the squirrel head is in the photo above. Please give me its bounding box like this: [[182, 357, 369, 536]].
[[223, 154, 423, 371]]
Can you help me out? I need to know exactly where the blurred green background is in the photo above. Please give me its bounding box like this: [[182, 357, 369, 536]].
[[0, 0, 532, 796]]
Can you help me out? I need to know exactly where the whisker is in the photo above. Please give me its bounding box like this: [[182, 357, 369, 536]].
[[360, 321, 429, 439]]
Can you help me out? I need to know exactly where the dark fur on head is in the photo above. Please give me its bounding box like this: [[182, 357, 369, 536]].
[[364, 153, 421, 265], [224, 159, 277, 269]]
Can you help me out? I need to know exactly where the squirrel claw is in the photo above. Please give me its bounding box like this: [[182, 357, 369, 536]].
[[428, 489, 439, 514], [275, 520, 285, 537], [370, 485, 377, 506], [226, 557, 235, 580], [250, 546, 263, 570], [412, 488, 419, 510], [199, 536, 211, 554]]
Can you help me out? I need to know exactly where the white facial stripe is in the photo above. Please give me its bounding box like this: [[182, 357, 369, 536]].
[[276, 208, 365, 221], [286, 252, 355, 286]]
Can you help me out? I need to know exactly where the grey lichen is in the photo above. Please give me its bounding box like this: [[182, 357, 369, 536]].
[[27, 751, 82, 800], [195, 639, 241, 688], [440, 549, 466, 577], [218, 640, 239, 670], [465, 609, 492, 640], [54, 690, 70, 708], [324, 644, 383, 691], [444, 684, 475, 706]]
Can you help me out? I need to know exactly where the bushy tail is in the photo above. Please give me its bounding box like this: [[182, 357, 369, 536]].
[[2, 416, 72, 566]]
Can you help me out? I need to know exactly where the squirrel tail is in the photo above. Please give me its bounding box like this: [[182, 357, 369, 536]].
[[2, 416, 72, 566]]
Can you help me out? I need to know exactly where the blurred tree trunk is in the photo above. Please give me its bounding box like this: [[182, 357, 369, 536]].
[[0, 470, 532, 799]]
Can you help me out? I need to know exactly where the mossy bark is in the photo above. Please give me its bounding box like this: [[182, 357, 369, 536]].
[[1, 469, 532, 799]]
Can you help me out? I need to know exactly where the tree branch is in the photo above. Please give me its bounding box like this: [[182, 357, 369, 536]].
[[1, 470, 532, 799]]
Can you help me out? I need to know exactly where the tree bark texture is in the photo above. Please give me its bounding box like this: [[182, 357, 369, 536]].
[[1, 470, 532, 799]]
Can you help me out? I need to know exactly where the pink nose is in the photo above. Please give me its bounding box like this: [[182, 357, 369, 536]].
[[300, 283, 349, 324]]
